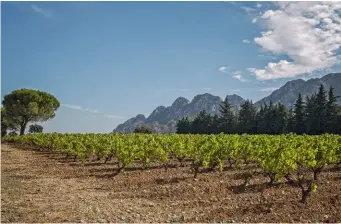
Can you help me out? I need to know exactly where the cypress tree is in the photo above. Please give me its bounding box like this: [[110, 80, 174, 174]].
[[326, 86, 340, 133], [287, 107, 294, 133], [274, 103, 288, 134], [238, 100, 257, 134], [176, 117, 192, 134], [218, 97, 236, 134], [315, 84, 328, 134], [293, 93, 306, 134], [305, 94, 317, 134]]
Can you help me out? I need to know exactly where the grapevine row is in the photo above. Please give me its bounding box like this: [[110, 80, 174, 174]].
[[3, 133, 341, 203]]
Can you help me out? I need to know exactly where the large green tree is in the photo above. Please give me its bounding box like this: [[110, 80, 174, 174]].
[[286, 107, 295, 133], [305, 94, 317, 134], [326, 86, 340, 133], [218, 97, 236, 134], [293, 93, 306, 134], [273, 103, 288, 134], [2, 89, 60, 135], [191, 110, 212, 134], [176, 117, 192, 134], [315, 84, 328, 134], [238, 100, 257, 134]]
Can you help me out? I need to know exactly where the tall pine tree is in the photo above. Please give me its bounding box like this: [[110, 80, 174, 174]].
[[305, 94, 317, 134], [314, 85, 328, 134], [326, 86, 340, 133], [238, 100, 257, 134], [176, 117, 192, 134], [293, 93, 306, 134], [273, 103, 288, 134], [287, 107, 294, 133], [218, 97, 236, 134]]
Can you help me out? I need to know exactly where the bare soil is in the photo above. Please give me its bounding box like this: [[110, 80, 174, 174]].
[[1, 144, 341, 223]]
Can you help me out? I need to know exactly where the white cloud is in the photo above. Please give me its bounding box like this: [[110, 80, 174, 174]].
[[220, 67, 248, 82], [218, 66, 229, 73], [105, 115, 125, 119], [232, 71, 247, 82], [61, 104, 99, 113], [258, 87, 279, 92], [243, 39, 251, 44], [233, 74, 247, 82], [31, 4, 53, 18], [251, 2, 341, 80], [256, 3, 262, 8], [232, 89, 241, 92], [203, 87, 212, 91]]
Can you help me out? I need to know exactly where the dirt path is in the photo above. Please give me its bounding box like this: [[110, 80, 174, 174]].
[[1, 144, 341, 223]]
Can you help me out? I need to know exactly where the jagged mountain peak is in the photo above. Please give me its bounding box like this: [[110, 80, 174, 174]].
[[135, 114, 146, 120], [192, 93, 221, 103], [171, 97, 190, 109]]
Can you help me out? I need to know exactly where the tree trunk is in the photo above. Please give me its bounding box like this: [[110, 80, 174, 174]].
[[20, 121, 28, 135]]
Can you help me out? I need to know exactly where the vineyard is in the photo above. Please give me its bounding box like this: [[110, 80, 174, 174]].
[[3, 133, 341, 205]]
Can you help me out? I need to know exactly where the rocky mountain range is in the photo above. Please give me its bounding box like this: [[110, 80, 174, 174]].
[[113, 73, 341, 133], [254, 73, 341, 108], [114, 94, 245, 133]]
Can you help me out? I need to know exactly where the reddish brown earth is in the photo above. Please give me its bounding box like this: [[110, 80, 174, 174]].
[[1, 144, 341, 223]]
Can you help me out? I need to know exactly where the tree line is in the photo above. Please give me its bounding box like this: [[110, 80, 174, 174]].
[[176, 85, 341, 135]]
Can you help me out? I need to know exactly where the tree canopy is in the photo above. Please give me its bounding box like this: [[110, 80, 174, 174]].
[[134, 124, 154, 134], [2, 89, 60, 135], [28, 124, 44, 134]]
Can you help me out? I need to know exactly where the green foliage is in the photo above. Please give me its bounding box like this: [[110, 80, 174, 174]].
[[326, 86, 340, 133], [8, 131, 18, 136], [219, 97, 237, 134], [191, 110, 213, 134], [3, 133, 341, 203], [176, 117, 192, 134], [238, 100, 257, 134], [2, 89, 60, 135], [28, 124, 44, 134], [134, 124, 154, 134], [294, 93, 306, 134]]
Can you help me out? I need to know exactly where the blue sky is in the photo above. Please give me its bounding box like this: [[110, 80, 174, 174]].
[[2, 1, 341, 133]]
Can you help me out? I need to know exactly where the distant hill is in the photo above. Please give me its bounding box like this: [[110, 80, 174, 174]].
[[114, 73, 341, 133]]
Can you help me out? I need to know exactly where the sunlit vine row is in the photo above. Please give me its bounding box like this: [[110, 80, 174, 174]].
[[3, 133, 341, 203]]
